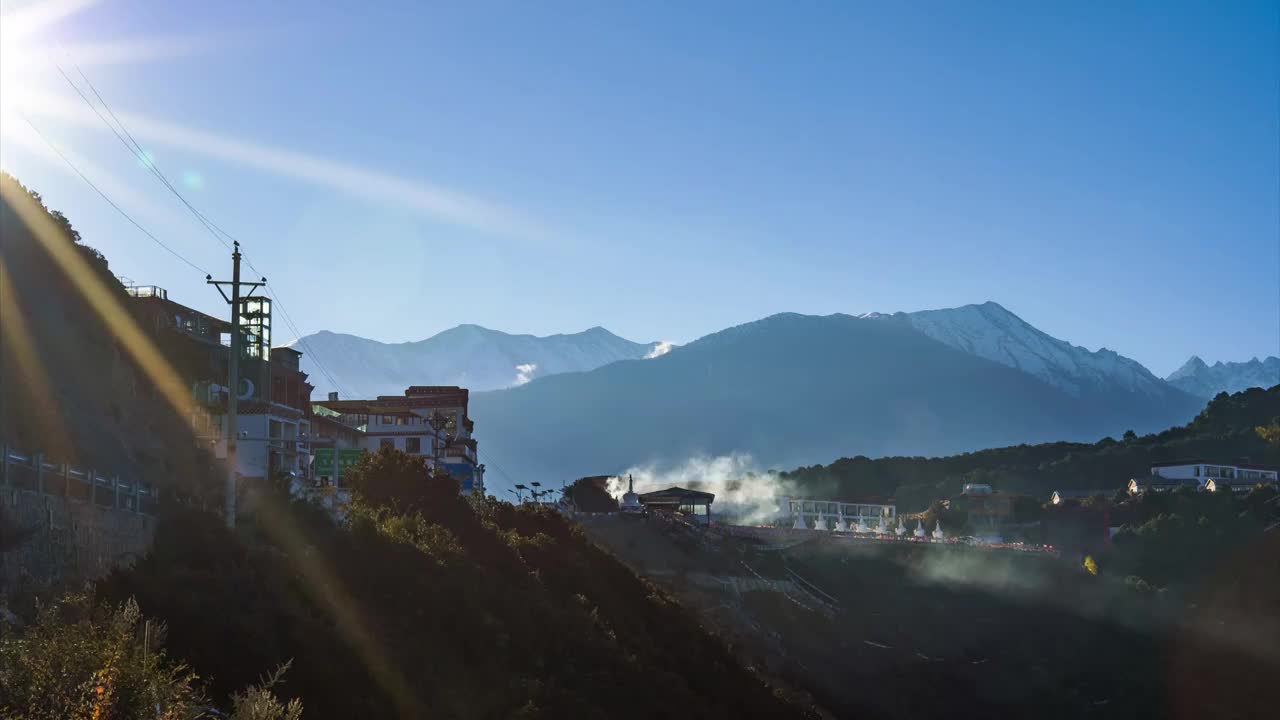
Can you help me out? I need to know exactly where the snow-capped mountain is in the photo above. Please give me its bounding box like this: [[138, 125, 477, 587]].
[[871, 301, 1176, 399], [292, 325, 666, 398], [1166, 356, 1280, 399], [471, 311, 1204, 489]]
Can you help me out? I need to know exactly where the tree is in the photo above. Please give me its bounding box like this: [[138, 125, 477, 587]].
[[1256, 422, 1280, 446], [1122, 429, 1137, 442], [566, 476, 619, 513], [1081, 493, 1110, 508], [343, 446, 461, 514]]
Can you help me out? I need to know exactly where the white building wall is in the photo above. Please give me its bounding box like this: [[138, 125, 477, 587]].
[[212, 412, 311, 480], [1154, 463, 1277, 483], [1152, 464, 1200, 480]]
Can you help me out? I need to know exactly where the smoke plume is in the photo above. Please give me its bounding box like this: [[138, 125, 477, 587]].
[[644, 341, 674, 359], [607, 454, 795, 525]]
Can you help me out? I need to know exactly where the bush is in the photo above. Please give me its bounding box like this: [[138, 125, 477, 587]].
[[0, 593, 206, 719], [0, 592, 303, 720]]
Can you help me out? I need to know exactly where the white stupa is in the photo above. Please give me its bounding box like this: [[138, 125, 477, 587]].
[[833, 513, 848, 532], [932, 520, 946, 541], [913, 520, 926, 538], [619, 474, 643, 514], [856, 517, 870, 534], [814, 512, 826, 531], [894, 519, 906, 537]]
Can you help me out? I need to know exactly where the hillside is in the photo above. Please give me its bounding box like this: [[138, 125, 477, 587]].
[[583, 513, 1279, 720], [294, 325, 665, 397], [1, 176, 805, 718], [91, 475, 806, 719], [470, 312, 1204, 490], [0, 173, 217, 499], [1167, 355, 1280, 398], [783, 385, 1280, 511]]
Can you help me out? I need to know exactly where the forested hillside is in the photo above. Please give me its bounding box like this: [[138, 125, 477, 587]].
[[91, 454, 804, 719], [784, 386, 1280, 511], [4, 450, 808, 718]]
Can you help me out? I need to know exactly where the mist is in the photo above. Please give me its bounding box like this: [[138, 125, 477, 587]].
[[606, 454, 796, 525], [513, 363, 537, 386]]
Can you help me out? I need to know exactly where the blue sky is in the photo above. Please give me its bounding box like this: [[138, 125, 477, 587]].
[[2, 0, 1277, 376]]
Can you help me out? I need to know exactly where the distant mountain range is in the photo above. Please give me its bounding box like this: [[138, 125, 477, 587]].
[[297, 302, 1276, 492], [470, 306, 1207, 489], [293, 325, 666, 397], [1166, 355, 1280, 399]]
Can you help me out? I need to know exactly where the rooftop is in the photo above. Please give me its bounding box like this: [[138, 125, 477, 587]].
[[638, 486, 716, 504]]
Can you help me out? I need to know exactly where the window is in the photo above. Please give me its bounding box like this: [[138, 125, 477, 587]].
[[381, 415, 394, 425], [380, 438, 395, 449], [405, 437, 421, 454], [1193, 466, 1200, 477]]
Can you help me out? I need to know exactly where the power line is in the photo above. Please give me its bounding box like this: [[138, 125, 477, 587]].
[[55, 63, 232, 253], [56, 61, 350, 398], [265, 287, 350, 398], [17, 112, 210, 276], [190, 219, 350, 398]]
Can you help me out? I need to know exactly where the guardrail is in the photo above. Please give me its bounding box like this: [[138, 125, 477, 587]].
[[1, 443, 158, 516]]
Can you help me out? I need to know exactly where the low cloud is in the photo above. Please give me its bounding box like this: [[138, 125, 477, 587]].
[[513, 363, 537, 386], [608, 454, 795, 525], [644, 341, 674, 359]]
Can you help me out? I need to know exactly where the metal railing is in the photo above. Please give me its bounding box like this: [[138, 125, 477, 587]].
[[0, 443, 158, 516]]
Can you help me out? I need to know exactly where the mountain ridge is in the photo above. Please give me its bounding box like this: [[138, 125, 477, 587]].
[[1166, 355, 1280, 399], [293, 324, 665, 397], [870, 301, 1177, 399], [470, 311, 1204, 490]]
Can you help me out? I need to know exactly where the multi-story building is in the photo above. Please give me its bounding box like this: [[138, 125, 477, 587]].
[[128, 284, 230, 395], [199, 345, 314, 483], [1128, 460, 1279, 494], [313, 386, 485, 495], [133, 289, 315, 483]]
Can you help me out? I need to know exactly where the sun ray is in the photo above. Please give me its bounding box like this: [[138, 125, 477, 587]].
[[17, 90, 554, 243], [0, 255, 75, 459], [2, 118, 199, 233], [250, 494, 422, 717], [0, 175, 196, 423]]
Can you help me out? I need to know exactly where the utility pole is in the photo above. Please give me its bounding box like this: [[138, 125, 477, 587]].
[[208, 242, 265, 529]]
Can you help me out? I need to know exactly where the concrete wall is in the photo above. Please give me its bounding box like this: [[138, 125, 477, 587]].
[[1, 489, 155, 593]]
